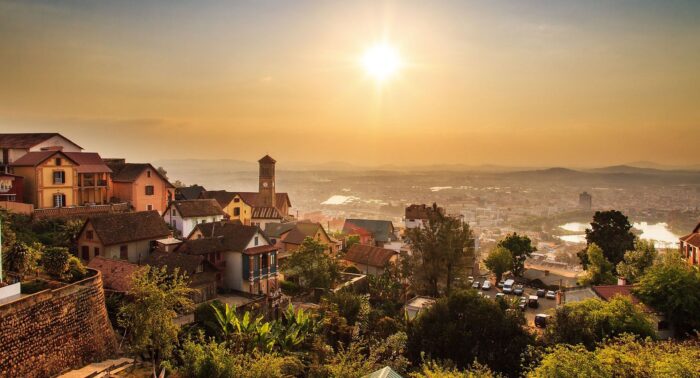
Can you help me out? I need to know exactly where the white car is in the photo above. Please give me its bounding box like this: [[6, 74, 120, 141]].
[[545, 290, 557, 300], [481, 280, 492, 290]]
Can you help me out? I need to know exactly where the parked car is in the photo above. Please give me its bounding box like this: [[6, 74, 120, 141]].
[[495, 293, 505, 300], [481, 280, 492, 290], [472, 281, 481, 289], [536, 289, 546, 297], [528, 295, 539, 308], [497, 280, 505, 288], [518, 297, 527, 311], [468, 276, 474, 284], [535, 314, 550, 328], [513, 285, 524, 295], [483, 295, 491, 299], [503, 279, 515, 294], [545, 290, 557, 300]]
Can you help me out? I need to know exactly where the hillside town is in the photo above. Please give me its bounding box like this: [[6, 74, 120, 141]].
[[0, 132, 699, 377]]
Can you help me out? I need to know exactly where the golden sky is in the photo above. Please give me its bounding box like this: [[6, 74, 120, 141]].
[[1, 1, 699, 167]]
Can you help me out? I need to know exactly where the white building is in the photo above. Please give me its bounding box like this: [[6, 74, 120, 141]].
[[163, 199, 226, 238]]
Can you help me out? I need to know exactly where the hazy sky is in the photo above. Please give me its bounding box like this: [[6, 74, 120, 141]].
[[1, 0, 699, 167]]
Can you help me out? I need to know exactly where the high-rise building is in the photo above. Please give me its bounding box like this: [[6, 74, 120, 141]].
[[579, 191, 592, 210]]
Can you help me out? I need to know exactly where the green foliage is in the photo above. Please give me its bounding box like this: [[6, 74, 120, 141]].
[[405, 213, 475, 296], [497, 233, 536, 277], [634, 251, 700, 336], [3, 241, 41, 276], [407, 289, 533, 376], [176, 334, 303, 378], [343, 234, 360, 252], [67, 255, 87, 281], [119, 265, 194, 366], [325, 290, 370, 326], [279, 280, 302, 296], [544, 296, 656, 349], [528, 335, 700, 377], [579, 210, 636, 269], [484, 246, 513, 283], [194, 300, 226, 337], [578, 244, 616, 285], [410, 361, 498, 378], [41, 246, 71, 278], [282, 237, 341, 290], [616, 239, 657, 283]]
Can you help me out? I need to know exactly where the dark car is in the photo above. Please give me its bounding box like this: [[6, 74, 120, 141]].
[[535, 314, 550, 328], [536, 289, 546, 297]]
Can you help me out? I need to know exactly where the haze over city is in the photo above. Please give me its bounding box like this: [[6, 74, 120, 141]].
[[2, 0, 700, 167]]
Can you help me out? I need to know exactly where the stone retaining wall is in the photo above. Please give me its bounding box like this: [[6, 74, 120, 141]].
[[0, 269, 118, 377]]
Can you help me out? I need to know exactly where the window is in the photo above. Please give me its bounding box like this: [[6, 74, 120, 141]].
[[145, 186, 154, 195], [196, 263, 203, 273], [55, 158, 62, 166], [233, 207, 240, 216], [94, 247, 100, 256], [53, 170, 65, 184], [53, 193, 66, 207], [254, 236, 259, 246], [147, 170, 151, 178], [120, 245, 128, 260], [270, 238, 276, 244], [270, 253, 275, 267], [234, 198, 240, 203], [262, 254, 269, 269], [86, 230, 94, 240], [147, 204, 153, 211], [81, 246, 89, 260], [172, 208, 177, 216]]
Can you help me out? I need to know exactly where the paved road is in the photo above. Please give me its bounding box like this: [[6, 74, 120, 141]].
[[474, 280, 558, 328]]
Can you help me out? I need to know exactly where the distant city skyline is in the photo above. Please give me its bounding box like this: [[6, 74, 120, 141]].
[[1, 1, 699, 167]]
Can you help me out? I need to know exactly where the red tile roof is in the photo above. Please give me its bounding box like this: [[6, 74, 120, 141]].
[[84, 211, 171, 246], [0, 133, 82, 149], [106, 161, 174, 187], [11, 151, 76, 167], [63, 152, 111, 173], [244, 244, 278, 255], [252, 206, 282, 219], [682, 233, 700, 248], [343, 244, 398, 268], [592, 285, 641, 304], [88, 256, 142, 292], [168, 199, 225, 218]]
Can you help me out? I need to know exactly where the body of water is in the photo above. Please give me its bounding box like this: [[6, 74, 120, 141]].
[[557, 221, 680, 248]]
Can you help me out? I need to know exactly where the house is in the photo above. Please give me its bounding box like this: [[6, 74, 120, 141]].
[[591, 283, 673, 339], [0, 133, 82, 173], [342, 243, 399, 275], [679, 222, 700, 266], [178, 221, 279, 296], [0, 173, 23, 202], [404, 203, 444, 230], [144, 251, 218, 303], [105, 159, 174, 213], [10, 150, 112, 208], [198, 155, 292, 227], [175, 184, 206, 200], [77, 211, 171, 263], [87, 256, 143, 293], [163, 199, 226, 238], [264, 221, 337, 266], [343, 219, 398, 247], [404, 296, 436, 321]]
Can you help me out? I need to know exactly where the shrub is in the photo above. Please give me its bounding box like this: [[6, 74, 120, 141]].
[[42, 247, 71, 278], [280, 280, 301, 296]]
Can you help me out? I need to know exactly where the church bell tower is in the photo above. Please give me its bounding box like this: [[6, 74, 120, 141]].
[[258, 155, 276, 208]]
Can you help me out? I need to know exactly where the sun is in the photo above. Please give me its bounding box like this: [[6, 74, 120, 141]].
[[361, 43, 401, 82]]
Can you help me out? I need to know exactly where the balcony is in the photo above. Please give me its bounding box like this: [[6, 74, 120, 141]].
[[79, 178, 108, 188]]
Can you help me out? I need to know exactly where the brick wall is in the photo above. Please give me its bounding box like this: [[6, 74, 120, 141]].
[[0, 269, 118, 377]]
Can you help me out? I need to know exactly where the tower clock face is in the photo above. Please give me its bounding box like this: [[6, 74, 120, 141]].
[[262, 182, 269, 188]]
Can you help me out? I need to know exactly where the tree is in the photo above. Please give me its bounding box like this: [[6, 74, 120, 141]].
[[578, 244, 616, 286], [529, 335, 700, 377], [484, 246, 513, 283], [3, 241, 41, 277], [634, 251, 700, 336], [543, 296, 656, 349], [343, 234, 360, 253], [578, 210, 635, 269], [157, 166, 169, 179], [407, 290, 533, 376], [282, 237, 341, 290], [119, 265, 193, 367], [405, 212, 475, 296], [616, 239, 657, 283], [41, 246, 71, 278], [497, 233, 535, 277]]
